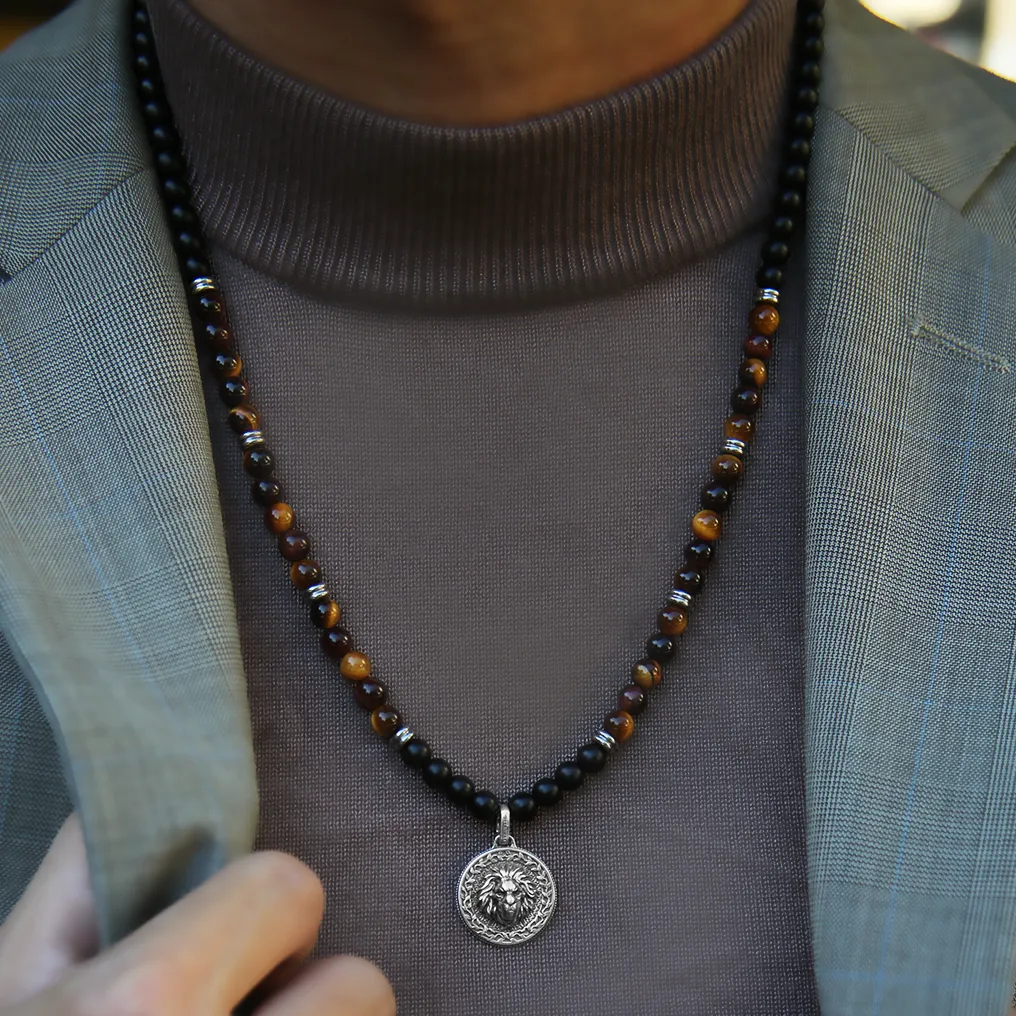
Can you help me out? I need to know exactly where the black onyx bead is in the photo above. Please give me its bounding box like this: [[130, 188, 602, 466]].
[[756, 265, 784, 289], [173, 230, 203, 257], [795, 87, 820, 112], [219, 377, 248, 406], [555, 762, 585, 790], [731, 387, 762, 415], [447, 775, 475, 806], [802, 12, 824, 33], [134, 52, 154, 75], [133, 29, 153, 52], [509, 793, 538, 822], [422, 758, 452, 790], [149, 124, 177, 151], [684, 539, 714, 568], [788, 138, 813, 164], [154, 150, 183, 177], [400, 739, 431, 769], [778, 189, 803, 214], [781, 164, 808, 189], [762, 240, 790, 266], [137, 76, 161, 100], [133, 8, 150, 28], [161, 177, 190, 202], [790, 111, 815, 137], [470, 790, 500, 823], [673, 567, 703, 594], [771, 216, 795, 238], [798, 61, 822, 87], [801, 35, 825, 60], [251, 479, 283, 506], [532, 779, 562, 807], [646, 633, 675, 663], [576, 743, 607, 774], [141, 99, 166, 123], [321, 626, 354, 661], [243, 448, 274, 478], [183, 255, 211, 278], [168, 204, 196, 229], [700, 483, 731, 512]]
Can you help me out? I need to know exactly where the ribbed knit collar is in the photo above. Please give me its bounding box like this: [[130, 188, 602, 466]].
[[148, 0, 797, 308]]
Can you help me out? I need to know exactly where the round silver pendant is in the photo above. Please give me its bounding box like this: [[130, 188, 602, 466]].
[[457, 826, 557, 945]]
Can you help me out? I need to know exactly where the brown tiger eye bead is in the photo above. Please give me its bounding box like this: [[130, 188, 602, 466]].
[[212, 351, 242, 379], [371, 706, 402, 738], [279, 530, 310, 561], [354, 678, 387, 710], [743, 334, 773, 360], [749, 303, 779, 336], [289, 558, 322, 589], [264, 502, 294, 534], [724, 415, 755, 442], [311, 599, 341, 629], [631, 658, 662, 689], [220, 377, 249, 407], [320, 626, 353, 660], [618, 685, 647, 716], [200, 322, 233, 352], [658, 604, 688, 636], [251, 479, 283, 506], [193, 293, 226, 326], [691, 509, 722, 541], [604, 710, 634, 742], [340, 651, 371, 680], [711, 454, 743, 483], [739, 358, 768, 388], [243, 447, 273, 478], [228, 404, 260, 434]]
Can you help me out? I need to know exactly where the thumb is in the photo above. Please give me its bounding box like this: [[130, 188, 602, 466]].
[[0, 813, 100, 1007]]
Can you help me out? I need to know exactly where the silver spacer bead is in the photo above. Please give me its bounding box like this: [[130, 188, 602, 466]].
[[666, 589, 693, 608], [306, 583, 330, 601], [723, 438, 747, 456], [594, 730, 617, 752], [755, 287, 780, 306], [240, 430, 265, 448], [392, 727, 415, 748], [190, 276, 217, 295]]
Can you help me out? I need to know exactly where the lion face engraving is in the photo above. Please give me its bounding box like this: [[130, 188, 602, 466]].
[[477, 866, 537, 928]]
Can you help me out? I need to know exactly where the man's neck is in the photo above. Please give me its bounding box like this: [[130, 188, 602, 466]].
[[187, 0, 752, 125]]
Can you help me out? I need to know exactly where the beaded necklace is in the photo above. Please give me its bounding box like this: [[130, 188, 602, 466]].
[[129, 0, 824, 946]]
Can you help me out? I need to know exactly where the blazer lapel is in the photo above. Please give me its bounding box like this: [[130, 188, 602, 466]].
[[0, 0, 256, 946], [804, 3, 1016, 1012]]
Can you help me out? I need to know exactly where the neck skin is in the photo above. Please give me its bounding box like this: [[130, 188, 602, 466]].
[[186, 0, 752, 125]]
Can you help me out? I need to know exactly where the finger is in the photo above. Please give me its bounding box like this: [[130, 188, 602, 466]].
[[253, 955, 396, 1016], [0, 813, 99, 1006], [87, 850, 325, 1013]]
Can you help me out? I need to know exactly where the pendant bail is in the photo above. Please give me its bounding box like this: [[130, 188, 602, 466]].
[[497, 803, 512, 846]]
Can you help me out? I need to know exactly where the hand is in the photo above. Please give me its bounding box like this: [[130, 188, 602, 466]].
[[0, 814, 395, 1015]]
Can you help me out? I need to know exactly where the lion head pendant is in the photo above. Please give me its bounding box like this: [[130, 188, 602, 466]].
[[457, 841, 557, 945]]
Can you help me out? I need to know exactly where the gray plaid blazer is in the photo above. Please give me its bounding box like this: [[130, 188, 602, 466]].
[[2, 0, 1016, 1011]]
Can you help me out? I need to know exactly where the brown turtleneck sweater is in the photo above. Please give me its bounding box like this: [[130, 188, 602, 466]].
[[146, 0, 819, 1011]]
